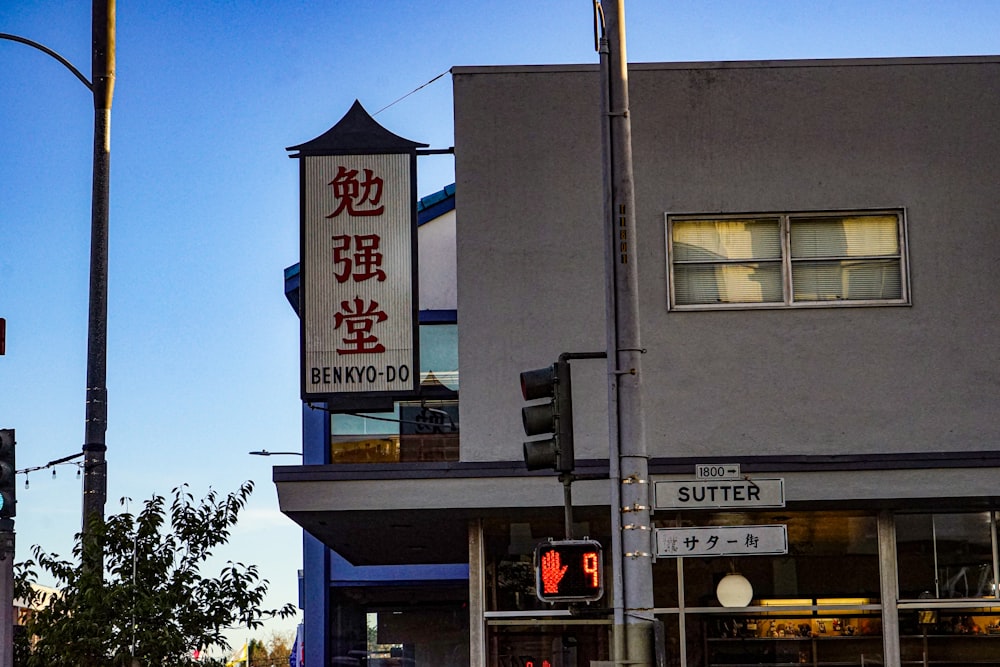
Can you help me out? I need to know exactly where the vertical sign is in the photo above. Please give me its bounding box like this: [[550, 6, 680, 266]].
[[290, 101, 427, 401], [303, 154, 413, 395]]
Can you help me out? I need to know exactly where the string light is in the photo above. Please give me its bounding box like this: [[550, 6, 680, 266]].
[[16, 451, 84, 488]]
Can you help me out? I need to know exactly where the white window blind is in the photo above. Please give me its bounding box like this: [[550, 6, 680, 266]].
[[667, 210, 908, 309]]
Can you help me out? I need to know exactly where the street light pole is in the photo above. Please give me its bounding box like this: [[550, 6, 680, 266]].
[[2, 1, 115, 568], [81, 0, 115, 555]]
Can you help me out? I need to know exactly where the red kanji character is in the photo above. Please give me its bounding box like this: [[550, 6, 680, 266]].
[[351, 234, 386, 282], [331, 234, 386, 283], [333, 297, 387, 354], [325, 166, 384, 218], [331, 234, 353, 283]]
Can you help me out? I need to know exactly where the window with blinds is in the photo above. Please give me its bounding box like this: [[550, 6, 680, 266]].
[[666, 210, 908, 309]]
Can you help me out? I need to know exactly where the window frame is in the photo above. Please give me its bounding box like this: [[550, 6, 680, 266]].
[[665, 209, 910, 311]]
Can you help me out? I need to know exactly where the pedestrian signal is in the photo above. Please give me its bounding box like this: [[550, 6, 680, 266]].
[[534, 539, 603, 602]]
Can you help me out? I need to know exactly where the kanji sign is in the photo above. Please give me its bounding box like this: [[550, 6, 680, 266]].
[[534, 540, 604, 603], [655, 524, 788, 558], [290, 101, 425, 401], [302, 154, 415, 397]]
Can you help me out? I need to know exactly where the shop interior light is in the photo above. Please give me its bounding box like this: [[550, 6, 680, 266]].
[[817, 597, 870, 614], [761, 598, 812, 605], [759, 598, 813, 615], [717, 572, 754, 607]]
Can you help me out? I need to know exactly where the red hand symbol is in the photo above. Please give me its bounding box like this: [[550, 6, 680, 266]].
[[541, 549, 568, 594]]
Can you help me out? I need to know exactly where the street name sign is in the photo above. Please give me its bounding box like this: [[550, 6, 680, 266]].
[[655, 524, 788, 558], [654, 478, 785, 510]]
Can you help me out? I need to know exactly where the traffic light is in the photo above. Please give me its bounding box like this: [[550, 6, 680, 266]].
[[534, 539, 604, 602], [520, 359, 574, 473], [0, 429, 15, 518]]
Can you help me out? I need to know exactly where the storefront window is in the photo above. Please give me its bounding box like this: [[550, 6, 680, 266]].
[[899, 605, 1000, 664], [482, 515, 611, 613], [895, 512, 1000, 667], [329, 586, 469, 666], [653, 511, 881, 667], [329, 321, 459, 463], [895, 512, 997, 600], [488, 622, 611, 667], [665, 511, 879, 604]]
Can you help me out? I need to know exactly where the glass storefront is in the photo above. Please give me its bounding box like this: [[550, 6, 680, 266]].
[[319, 509, 1000, 666], [896, 511, 1000, 667], [488, 622, 611, 667], [328, 585, 469, 666], [653, 510, 883, 666], [329, 322, 459, 463], [482, 514, 612, 666], [473, 509, 1000, 666]]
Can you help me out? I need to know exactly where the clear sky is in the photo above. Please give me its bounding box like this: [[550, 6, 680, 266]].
[[3, 0, 1000, 654]]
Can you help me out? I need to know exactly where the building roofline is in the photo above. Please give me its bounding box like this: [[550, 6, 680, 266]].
[[452, 54, 1000, 77]]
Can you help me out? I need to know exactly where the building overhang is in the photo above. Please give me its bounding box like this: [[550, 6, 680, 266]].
[[273, 460, 611, 566], [274, 452, 1000, 566]]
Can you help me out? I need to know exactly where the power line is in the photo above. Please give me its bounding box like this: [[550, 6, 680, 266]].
[[373, 70, 449, 116]]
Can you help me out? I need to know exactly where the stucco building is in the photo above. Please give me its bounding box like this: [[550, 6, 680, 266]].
[[277, 55, 1000, 667]]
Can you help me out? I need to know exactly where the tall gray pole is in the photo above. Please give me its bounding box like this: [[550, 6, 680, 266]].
[[601, 1, 655, 665], [81, 0, 114, 547], [0, 520, 14, 667]]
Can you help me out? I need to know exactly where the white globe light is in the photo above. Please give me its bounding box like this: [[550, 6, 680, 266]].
[[717, 572, 753, 607]]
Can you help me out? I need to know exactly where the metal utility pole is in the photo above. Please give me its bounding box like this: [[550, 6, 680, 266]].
[[1, 0, 114, 578], [81, 0, 115, 552], [0, 520, 13, 667], [598, 1, 656, 665]]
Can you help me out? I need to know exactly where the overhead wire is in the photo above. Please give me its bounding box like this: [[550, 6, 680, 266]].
[[373, 70, 449, 116]]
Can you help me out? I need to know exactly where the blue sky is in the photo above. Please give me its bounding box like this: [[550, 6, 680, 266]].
[[4, 0, 1000, 653]]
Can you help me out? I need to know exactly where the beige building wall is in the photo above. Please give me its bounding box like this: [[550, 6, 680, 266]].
[[453, 57, 1000, 472]]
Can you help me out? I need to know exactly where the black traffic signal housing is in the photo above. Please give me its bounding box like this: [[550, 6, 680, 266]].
[[534, 539, 604, 602], [0, 429, 15, 518], [520, 359, 574, 473]]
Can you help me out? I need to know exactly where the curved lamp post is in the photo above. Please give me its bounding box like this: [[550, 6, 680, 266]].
[[249, 450, 304, 457], [1, 0, 116, 556]]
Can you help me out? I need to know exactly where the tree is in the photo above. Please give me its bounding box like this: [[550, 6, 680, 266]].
[[15, 481, 296, 667], [264, 630, 294, 666]]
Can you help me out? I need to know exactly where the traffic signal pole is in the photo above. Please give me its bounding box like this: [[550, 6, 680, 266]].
[[521, 352, 604, 540], [598, 2, 656, 665]]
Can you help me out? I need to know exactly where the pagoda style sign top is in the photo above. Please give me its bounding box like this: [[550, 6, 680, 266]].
[[286, 100, 428, 157]]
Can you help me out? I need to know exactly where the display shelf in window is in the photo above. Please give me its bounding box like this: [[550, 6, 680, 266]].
[[704, 614, 884, 667]]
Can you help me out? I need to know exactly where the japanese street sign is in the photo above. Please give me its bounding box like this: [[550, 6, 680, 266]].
[[655, 524, 788, 558], [654, 478, 785, 510]]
